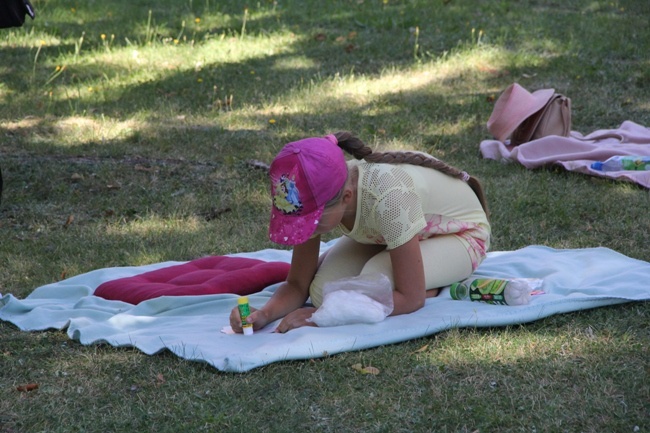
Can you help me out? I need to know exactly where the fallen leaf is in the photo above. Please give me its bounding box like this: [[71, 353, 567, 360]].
[[478, 65, 499, 74], [70, 173, 84, 182], [63, 215, 74, 228], [362, 366, 380, 375], [134, 164, 155, 172], [16, 383, 39, 392], [412, 344, 429, 354], [352, 363, 380, 375], [314, 33, 326, 41], [246, 159, 270, 171]]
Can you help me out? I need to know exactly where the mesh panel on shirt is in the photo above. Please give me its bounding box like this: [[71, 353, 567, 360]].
[[359, 164, 426, 249]]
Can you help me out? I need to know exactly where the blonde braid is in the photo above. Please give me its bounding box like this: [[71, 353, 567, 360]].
[[333, 131, 490, 217]]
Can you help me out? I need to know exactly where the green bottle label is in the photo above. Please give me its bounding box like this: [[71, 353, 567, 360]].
[[469, 279, 508, 305], [238, 302, 251, 326], [621, 157, 650, 171]]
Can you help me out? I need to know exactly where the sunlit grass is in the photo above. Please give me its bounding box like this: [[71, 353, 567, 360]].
[[5, 44, 517, 149], [104, 214, 204, 238]]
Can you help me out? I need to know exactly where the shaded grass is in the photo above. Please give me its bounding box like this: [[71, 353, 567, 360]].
[[2, 303, 647, 433]]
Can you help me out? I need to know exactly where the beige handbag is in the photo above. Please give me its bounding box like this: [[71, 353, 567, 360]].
[[511, 94, 572, 145]]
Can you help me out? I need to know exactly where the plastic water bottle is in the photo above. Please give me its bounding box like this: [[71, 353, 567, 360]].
[[590, 156, 650, 172], [449, 278, 533, 306]]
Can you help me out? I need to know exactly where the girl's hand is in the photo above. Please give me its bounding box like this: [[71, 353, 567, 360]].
[[229, 305, 271, 333], [274, 307, 317, 333], [229, 237, 321, 334]]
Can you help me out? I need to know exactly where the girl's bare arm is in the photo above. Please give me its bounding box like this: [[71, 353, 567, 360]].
[[388, 236, 426, 315], [230, 236, 321, 331]]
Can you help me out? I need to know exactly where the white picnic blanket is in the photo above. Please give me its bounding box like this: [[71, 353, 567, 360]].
[[1, 241, 649, 372]]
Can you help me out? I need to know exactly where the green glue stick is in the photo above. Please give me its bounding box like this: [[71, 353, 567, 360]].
[[237, 296, 253, 336]]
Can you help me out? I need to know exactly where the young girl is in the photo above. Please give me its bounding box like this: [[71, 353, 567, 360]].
[[230, 132, 490, 333]]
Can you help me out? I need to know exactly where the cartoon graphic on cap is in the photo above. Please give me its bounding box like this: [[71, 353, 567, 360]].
[[273, 172, 303, 215]]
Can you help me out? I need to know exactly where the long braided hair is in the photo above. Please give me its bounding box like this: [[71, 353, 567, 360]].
[[333, 131, 489, 217]]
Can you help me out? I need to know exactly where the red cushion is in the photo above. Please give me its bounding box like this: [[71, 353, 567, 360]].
[[94, 256, 290, 304]]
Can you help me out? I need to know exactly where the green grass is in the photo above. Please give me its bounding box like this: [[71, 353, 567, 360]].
[[1, 0, 649, 432]]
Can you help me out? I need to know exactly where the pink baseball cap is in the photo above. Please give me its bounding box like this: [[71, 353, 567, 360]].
[[268, 135, 348, 245]]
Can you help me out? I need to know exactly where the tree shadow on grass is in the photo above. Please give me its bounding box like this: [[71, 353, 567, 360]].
[[3, 0, 648, 129], [1, 0, 650, 288]]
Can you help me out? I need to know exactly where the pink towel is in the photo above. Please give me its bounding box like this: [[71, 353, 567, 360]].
[[480, 121, 650, 188]]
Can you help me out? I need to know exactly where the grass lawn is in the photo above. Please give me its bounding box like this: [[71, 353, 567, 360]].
[[1, 0, 649, 432]]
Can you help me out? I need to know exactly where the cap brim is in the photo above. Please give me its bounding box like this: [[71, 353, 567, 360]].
[[269, 205, 324, 245]]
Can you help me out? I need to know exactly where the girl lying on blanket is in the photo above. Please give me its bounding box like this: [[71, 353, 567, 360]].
[[230, 132, 491, 333]]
